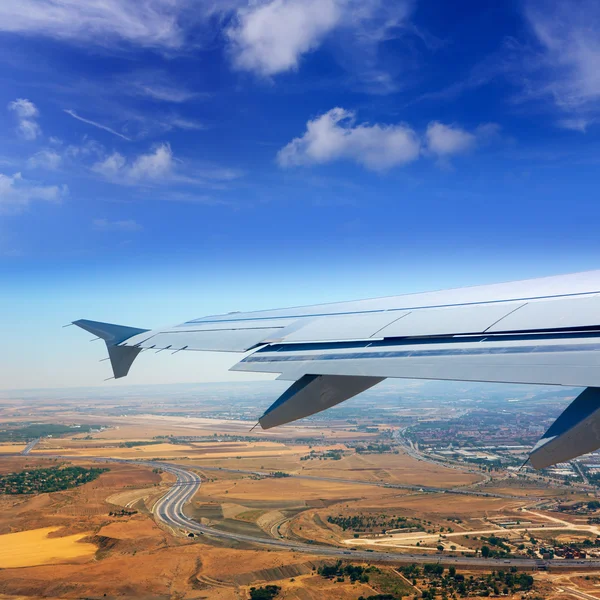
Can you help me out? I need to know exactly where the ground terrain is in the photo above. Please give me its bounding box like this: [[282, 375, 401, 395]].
[[1, 385, 599, 599]]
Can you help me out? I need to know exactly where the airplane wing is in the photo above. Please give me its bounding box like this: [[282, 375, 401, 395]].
[[73, 270, 600, 469]]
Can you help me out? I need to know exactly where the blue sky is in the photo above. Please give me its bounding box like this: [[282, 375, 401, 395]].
[[1, 0, 600, 389]]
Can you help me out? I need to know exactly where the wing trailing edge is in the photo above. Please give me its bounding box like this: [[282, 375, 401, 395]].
[[71, 271, 600, 468]]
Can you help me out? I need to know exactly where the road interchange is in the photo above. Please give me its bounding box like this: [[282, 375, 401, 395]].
[[27, 453, 600, 569], [131, 459, 599, 570]]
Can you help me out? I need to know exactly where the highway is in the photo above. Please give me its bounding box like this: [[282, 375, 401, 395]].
[[134, 459, 600, 570], [21, 438, 40, 455], [34, 453, 600, 569]]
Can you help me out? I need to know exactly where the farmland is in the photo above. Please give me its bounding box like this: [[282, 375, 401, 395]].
[[0, 381, 598, 598]]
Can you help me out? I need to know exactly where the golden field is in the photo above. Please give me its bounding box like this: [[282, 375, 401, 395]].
[[0, 527, 96, 568]]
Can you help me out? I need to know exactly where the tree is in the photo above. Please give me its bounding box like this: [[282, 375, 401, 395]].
[[481, 545, 491, 558]]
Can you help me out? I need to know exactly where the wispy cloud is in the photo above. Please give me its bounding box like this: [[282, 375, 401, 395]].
[[93, 218, 143, 232], [556, 118, 591, 132], [0, 0, 195, 49], [27, 149, 62, 170], [0, 172, 68, 213], [64, 109, 131, 141], [8, 98, 41, 140], [522, 0, 600, 127], [130, 83, 199, 103]]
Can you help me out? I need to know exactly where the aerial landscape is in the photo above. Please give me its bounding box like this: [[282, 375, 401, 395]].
[[3, 381, 600, 599], [2, 0, 600, 598]]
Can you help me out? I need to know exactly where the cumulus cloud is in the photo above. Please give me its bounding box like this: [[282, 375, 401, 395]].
[[0, 172, 67, 212], [28, 149, 62, 170], [227, 0, 413, 77], [93, 218, 143, 232], [8, 98, 41, 140], [92, 143, 173, 183], [278, 109, 498, 171], [524, 0, 600, 123], [425, 122, 477, 157], [228, 0, 340, 76], [277, 108, 420, 171]]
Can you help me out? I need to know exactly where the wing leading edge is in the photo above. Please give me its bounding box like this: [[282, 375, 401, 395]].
[[72, 270, 600, 469]]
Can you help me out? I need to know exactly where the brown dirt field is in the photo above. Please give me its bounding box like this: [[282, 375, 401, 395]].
[[97, 516, 164, 540], [0, 457, 161, 535], [257, 572, 377, 599], [33, 441, 316, 462], [299, 450, 483, 487], [195, 476, 402, 502], [64, 414, 372, 441], [0, 444, 27, 454]]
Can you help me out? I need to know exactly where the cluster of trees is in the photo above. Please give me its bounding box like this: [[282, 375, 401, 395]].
[[0, 466, 107, 494], [249, 585, 280, 599], [479, 535, 511, 557], [355, 444, 396, 454], [399, 564, 534, 598], [318, 561, 372, 583], [0, 423, 98, 442], [119, 440, 162, 448], [327, 514, 422, 533], [301, 450, 343, 461], [109, 508, 137, 517], [270, 471, 290, 478]]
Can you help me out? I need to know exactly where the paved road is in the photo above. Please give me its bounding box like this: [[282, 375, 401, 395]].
[[21, 438, 40, 455], [133, 459, 599, 570], [39, 454, 600, 569]]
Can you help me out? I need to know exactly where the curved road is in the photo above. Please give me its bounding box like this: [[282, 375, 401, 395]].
[[135, 459, 600, 570]]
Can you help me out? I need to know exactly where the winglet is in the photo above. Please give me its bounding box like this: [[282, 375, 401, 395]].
[[72, 319, 150, 379]]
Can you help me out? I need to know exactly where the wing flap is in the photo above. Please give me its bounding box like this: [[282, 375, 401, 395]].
[[529, 387, 600, 469], [259, 374, 384, 429]]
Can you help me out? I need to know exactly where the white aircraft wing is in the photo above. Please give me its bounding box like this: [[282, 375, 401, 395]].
[[73, 270, 600, 469]]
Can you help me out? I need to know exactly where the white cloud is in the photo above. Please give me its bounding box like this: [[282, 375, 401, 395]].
[[525, 0, 600, 121], [278, 109, 498, 171], [129, 143, 173, 180], [93, 218, 143, 232], [557, 118, 591, 132], [0, 172, 67, 212], [92, 143, 173, 183], [8, 98, 38, 119], [425, 122, 476, 157], [166, 117, 205, 131], [131, 83, 198, 103], [92, 152, 127, 179], [228, 0, 340, 76], [227, 0, 413, 77], [0, 0, 196, 49], [28, 149, 62, 170], [8, 98, 41, 140], [277, 108, 420, 171]]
